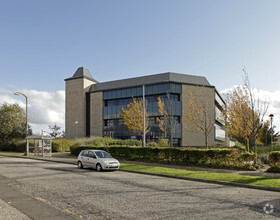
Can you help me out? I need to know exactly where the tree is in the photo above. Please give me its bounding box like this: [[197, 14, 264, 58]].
[[257, 120, 278, 146], [224, 84, 268, 151], [119, 98, 149, 146], [0, 103, 31, 143], [183, 88, 215, 148], [156, 95, 176, 147], [242, 68, 269, 153], [224, 69, 269, 153], [48, 124, 62, 138]]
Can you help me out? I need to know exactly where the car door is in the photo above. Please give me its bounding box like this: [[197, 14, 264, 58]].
[[87, 151, 97, 168], [80, 150, 90, 166]]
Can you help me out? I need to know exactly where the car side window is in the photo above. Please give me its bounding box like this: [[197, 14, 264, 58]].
[[88, 151, 96, 159], [82, 150, 88, 157]]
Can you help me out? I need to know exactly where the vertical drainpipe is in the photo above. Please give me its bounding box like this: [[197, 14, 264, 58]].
[[143, 85, 146, 146]]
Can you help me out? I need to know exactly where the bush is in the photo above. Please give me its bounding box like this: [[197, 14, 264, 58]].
[[53, 137, 142, 152], [258, 153, 270, 164], [158, 139, 169, 147], [0, 139, 26, 152], [268, 151, 280, 165], [70, 145, 256, 170], [92, 137, 142, 146], [210, 145, 246, 152], [52, 139, 74, 152], [147, 142, 159, 147], [266, 165, 280, 173]]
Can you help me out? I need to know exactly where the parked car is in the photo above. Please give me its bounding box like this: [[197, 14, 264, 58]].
[[77, 149, 120, 172]]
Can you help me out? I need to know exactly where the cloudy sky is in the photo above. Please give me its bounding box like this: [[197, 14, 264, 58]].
[[1, 0, 280, 133]]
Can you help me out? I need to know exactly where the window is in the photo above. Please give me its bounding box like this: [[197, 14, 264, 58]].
[[88, 151, 96, 158], [82, 150, 88, 156], [215, 106, 224, 125], [215, 124, 225, 142]]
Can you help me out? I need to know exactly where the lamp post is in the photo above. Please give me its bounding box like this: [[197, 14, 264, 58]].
[[142, 85, 146, 147], [269, 114, 274, 152], [14, 92, 28, 154], [75, 121, 79, 138]]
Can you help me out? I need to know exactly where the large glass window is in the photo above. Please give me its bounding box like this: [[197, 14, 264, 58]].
[[215, 124, 225, 142], [102, 83, 182, 144], [215, 106, 224, 124], [215, 92, 225, 107]]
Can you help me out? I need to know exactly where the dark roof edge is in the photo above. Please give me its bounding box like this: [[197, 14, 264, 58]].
[[89, 81, 215, 93], [64, 76, 99, 83]]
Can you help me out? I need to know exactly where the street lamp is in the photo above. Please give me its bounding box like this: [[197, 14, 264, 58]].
[[75, 121, 79, 138], [269, 114, 274, 152], [14, 92, 28, 154]]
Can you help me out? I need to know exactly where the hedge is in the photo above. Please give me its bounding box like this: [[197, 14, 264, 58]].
[[0, 140, 26, 152], [52, 139, 75, 152], [70, 145, 256, 170]]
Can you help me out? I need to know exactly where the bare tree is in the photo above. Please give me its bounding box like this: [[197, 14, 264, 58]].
[[242, 67, 269, 154], [184, 87, 214, 148]]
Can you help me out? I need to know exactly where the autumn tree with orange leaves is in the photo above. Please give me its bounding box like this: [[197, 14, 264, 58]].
[[184, 88, 215, 149], [156, 95, 175, 147], [224, 85, 268, 150], [119, 98, 149, 146]]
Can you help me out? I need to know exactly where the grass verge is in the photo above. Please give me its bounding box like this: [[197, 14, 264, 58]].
[[120, 163, 280, 189], [0, 152, 24, 156]]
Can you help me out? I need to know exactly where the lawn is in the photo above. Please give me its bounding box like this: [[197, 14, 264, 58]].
[[120, 163, 280, 189], [0, 152, 24, 156]]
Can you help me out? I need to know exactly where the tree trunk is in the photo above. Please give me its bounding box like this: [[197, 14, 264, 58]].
[[205, 133, 208, 149]]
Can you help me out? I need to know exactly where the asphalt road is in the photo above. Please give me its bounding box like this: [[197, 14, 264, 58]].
[[0, 156, 279, 220]]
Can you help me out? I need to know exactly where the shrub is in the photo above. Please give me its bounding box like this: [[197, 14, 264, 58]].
[[52, 139, 74, 152], [258, 153, 270, 164], [268, 151, 280, 165], [266, 165, 280, 173], [0, 139, 26, 152], [147, 142, 159, 147], [70, 145, 255, 170], [158, 139, 169, 147]]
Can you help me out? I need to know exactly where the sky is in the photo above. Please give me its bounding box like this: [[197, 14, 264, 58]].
[[0, 0, 280, 134]]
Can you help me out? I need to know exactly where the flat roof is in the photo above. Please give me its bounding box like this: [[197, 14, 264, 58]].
[[89, 72, 212, 92], [26, 136, 53, 140]]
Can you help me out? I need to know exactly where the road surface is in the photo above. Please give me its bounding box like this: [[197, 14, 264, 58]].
[[0, 156, 279, 219]]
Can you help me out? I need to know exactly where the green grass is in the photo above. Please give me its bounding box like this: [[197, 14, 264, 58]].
[[120, 163, 280, 189], [0, 152, 24, 156]]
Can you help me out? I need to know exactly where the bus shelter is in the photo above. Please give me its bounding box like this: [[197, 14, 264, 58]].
[[26, 136, 52, 157]]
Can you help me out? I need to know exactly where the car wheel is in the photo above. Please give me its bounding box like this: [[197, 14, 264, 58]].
[[78, 161, 83, 169], [96, 163, 102, 172]]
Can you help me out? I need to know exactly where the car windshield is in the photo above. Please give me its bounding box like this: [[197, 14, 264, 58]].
[[95, 151, 112, 158]]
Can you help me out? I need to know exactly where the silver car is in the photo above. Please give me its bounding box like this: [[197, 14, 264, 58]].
[[77, 149, 120, 172]]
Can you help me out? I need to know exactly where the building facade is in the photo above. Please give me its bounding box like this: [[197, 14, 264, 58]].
[[65, 67, 227, 147]]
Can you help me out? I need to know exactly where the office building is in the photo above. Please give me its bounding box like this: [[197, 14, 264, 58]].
[[65, 67, 227, 147]]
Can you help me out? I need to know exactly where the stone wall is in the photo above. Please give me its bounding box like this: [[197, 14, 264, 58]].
[[90, 92, 103, 137], [65, 78, 95, 139], [181, 85, 215, 147]]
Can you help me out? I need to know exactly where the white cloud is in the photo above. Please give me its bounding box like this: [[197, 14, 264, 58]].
[[0, 89, 65, 134], [221, 86, 280, 132]]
